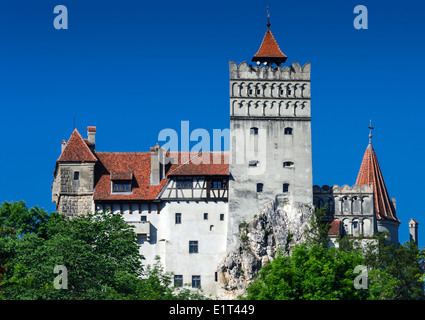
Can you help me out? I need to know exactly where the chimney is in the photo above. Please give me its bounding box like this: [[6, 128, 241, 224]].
[[408, 218, 419, 246], [87, 126, 96, 146], [150, 143, 161, 185], [61, 140, 67, 153]]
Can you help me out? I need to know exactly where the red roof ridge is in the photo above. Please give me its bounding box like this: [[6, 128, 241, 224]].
[[95, 151, 149, 155]]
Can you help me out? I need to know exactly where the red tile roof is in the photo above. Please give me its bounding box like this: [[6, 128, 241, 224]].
[[356, 143, 400, 223], [167, 152, 229, 176], [57, 129, 98, 163], [94, 152, 165, 201], [252, 27, 287, 64], [93, 151, 229, 201], [328, 220, 341, 236], [111, 171, 133, 180]]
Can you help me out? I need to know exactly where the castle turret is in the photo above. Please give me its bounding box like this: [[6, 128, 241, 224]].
[[409, 218, 419, 246], [355, 124, 400, 245], [52, 127, 98, 218]]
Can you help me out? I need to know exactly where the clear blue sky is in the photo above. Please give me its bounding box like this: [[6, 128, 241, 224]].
[[0, 0, 424, 247]]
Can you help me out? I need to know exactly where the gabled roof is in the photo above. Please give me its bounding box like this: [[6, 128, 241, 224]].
[[94, 152, 166, 201], [252, 25, 287, 65], [93, 151, 229, 201], [356, 143, 400, 223], [57, 129, 98, 163]]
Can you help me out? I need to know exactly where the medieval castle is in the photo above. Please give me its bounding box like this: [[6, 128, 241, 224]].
[[51, 19, 419, 297]]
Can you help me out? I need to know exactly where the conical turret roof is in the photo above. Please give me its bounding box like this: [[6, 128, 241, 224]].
[[356, 141, 400, 223], [252, 16, 287, 66]]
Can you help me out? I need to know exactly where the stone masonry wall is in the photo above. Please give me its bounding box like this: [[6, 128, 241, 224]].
[[58, 195, 93, 218]]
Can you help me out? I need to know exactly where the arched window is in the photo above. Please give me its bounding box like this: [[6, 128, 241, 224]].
[[250, 127, 259, 135], [284, 127, 293, 135]]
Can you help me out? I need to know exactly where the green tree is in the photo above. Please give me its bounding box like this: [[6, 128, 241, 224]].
[[0, 209, 143, 299], [0, 201, 207, 300], [243, 244, 367, 300], [363, 235, 425, 300]]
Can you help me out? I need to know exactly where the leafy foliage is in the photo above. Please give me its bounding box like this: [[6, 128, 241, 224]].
[[244, 244, 367, 300], [243, 207, 425, 300], [0, 201, 206, 300]]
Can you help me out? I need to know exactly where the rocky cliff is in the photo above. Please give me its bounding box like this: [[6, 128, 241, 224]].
[[216, 201, 313, 299]]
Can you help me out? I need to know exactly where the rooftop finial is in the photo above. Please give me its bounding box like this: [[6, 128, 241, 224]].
[[368, 119, 374, 146], [266, 6, 270, 28]]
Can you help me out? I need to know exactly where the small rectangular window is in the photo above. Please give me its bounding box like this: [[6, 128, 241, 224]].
[[204, 213, 208, 220], [112, 181, 132, 193], [141, 215, 147, 222], [257, 183, 263, 192], [220, 214, 224, 221], [249, 160, 259, 167], [174, 275, 183, 287], [192, 275, 201, 288], [177, 178, 192, 189], [189, 240, 198, 253], [283, 183, 290, 193], [175, 213, 181, 224], [212, 179, 223, 189], [74, 172, 79, 180]]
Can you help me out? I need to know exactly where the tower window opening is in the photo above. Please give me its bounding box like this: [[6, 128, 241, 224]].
[[283, 161, 294, 168], [175, 213, 182, 224], [257, 183, 263, 192], [282, 183, 290, 193], [249, 160, 259, 167], [284, 127, 293, 135], [250, 127, 259, 135]]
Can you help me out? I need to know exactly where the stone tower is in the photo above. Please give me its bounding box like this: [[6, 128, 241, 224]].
[[409, 219, 419, 246], [227, 20, 313, 250], [52, 127, 97, 218]]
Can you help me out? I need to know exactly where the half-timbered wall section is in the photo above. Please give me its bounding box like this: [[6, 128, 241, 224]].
[[159, 176, 228, 201]]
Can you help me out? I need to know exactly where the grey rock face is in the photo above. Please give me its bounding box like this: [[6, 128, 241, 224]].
[[217, 201, 312, 299]]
